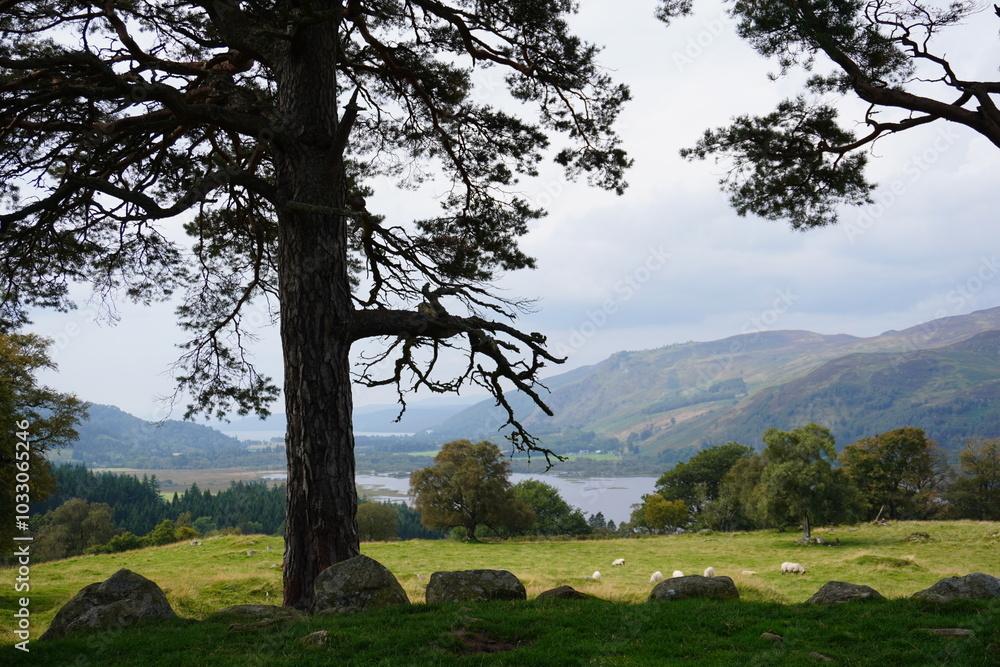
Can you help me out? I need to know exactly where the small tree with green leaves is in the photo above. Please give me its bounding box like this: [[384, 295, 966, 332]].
[[629, 494, 689, 534], [752, 423, 860, 538], [946, 438, 1000, 520], [655, 442, 753, 514], [356, 501, 399, 542], [510, 479, 590, 537], [33, 498, 115, 562], [840, 427, 949, 520], [410, 440, 534, 541]]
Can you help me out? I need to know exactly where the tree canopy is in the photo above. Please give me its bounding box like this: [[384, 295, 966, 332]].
[[654, 442, 753, 513], [658, 0, 1000, 228], [839, 426, 948, 520], [946, 437, 1000, 520], [752, 423, 859, 537], [509, 479, 590, 537], [0, 332, 88, 544], [0, 1, 629, 609], [409, 439, 534, 540]]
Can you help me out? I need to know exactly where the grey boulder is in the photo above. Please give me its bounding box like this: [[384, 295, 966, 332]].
[[807, 581, 886, 604], [425, 569, 526, 604], [40, 569, 176, 641], [313, 554, 409, 615], [912, 573, 1000, 603], [648, 575, 740, 602]]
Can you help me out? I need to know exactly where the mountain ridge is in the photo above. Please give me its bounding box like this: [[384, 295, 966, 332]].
[[428, 307, 1000, 455]]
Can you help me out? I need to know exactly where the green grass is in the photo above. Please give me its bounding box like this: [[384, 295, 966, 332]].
[[3, 521, 999, 665]]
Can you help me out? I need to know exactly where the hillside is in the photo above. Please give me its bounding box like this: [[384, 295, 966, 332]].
[[67, 404, 255, 468], [430, 307, 1000, 457]]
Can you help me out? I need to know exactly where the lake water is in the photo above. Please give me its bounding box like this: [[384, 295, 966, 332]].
[[260, 471, 657, 525]]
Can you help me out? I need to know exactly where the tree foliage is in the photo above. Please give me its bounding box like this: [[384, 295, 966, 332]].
[[509, 479, 590, 537], [0, 332, 88, 544], [751, 423, 860, 537], [0, 1, 629, 608], [409, 439, 534, 540], [32, 498, 115, 561], [946, 437, 1000, 520], [654, 442, 753, 513], [658, 0, 1000, 227], [356, 500, 399, 542], [839, 426, 949, 520], [629, 493, 689, 534]]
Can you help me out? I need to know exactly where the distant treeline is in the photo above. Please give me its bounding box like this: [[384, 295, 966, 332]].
[[33, 463, 445, 543]]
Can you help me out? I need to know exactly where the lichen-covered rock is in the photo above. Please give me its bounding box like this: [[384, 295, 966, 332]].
[[39, 569, 176, 641], [535, 585, 595, 601], [425, 569, 526, 604], [648, 575, 739, 602], [912, 573, 1000, 603], [313, 554, 409, 615], [807, 581, 886, 604]]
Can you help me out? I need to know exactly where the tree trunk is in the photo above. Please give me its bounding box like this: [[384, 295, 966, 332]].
[[802, 514, 811, 539], [274, 17, 359, 612]]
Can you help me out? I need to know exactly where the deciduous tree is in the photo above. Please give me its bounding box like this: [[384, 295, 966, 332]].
[[409, 439, 534, 540], [946, 437, 1000, 520], [839, 426, 948, 520], [654, 442, 753, 513], [0, 333, 88, 546], [33, 498, 115, 561], [752, 423, 860, 538], [629, 493, 689, 534], [0, 1, 629, 609], [658, 1, 1000, 228], [510, 479, 590, 537], [356, 500, 398, 542]]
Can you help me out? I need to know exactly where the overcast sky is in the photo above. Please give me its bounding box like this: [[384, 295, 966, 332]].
[[29, 0, 1000, 421]]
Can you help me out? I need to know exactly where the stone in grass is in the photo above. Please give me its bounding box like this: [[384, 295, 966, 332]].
[[40, 569, 176, 641], [425, 569, 526, 604], [911, 573, 1000, 603], [313, 554, 409, 615], [302, 630, 331, 646], [209, 605, 305, 620], [535, 585, 596, 601], [807, 581, 886, 604], [648, 575, 739, 602]]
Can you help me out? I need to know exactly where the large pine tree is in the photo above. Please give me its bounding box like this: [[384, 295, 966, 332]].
[[0, 1, 629, 609]]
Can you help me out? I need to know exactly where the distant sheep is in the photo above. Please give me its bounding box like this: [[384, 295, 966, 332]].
[[649, 571, 664, 584], [703, 566, 715, 578], [781, 562, 806, 575], [589, 571, 601, 581], [672, 570, 684, 578], [742, 570, 757, 576], [611, 558, 626, 567]]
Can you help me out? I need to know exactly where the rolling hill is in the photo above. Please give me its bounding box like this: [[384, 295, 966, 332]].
[[428, 307, 1000, 457]]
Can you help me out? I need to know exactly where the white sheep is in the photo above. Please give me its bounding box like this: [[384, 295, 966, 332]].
[[703, 566, 716, 578], [589, 571, 601, 581], [611, 558, 626, 567], [649, 571, 664, 584], [672, 570, 684, 578], [781, 562, 806, 575]]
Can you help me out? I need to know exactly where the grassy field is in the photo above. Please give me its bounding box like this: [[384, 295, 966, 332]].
[[3, 520, 998, 665]]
